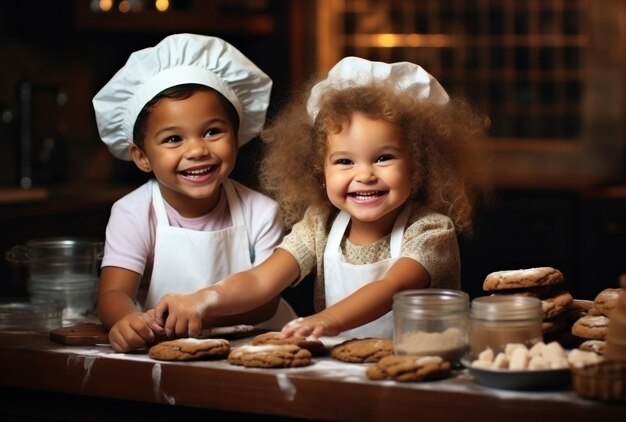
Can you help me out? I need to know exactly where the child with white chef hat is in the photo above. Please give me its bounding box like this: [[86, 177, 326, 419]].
[[93, 33, 295, 352], [152, 56, 492, 340]]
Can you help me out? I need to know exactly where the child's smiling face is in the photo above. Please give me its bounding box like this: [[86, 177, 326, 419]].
[[131, 90, 238, 217], [324, 112, 412, 226]]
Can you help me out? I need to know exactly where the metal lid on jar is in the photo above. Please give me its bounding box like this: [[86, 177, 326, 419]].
[[470, 295, 542, 321]]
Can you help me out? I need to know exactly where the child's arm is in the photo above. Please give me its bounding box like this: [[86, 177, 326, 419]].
[[98, 266, 164, 352], [153, 249, 301, 338], [98, 266, 144, 329], [282, 257, 430, 338]]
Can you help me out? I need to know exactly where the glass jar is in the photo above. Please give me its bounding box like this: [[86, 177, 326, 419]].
[[468, 295, 543, 359], [393, 289, 469, 365]]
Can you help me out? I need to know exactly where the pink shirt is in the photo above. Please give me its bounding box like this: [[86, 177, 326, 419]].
[[102, 179, 283, 302]]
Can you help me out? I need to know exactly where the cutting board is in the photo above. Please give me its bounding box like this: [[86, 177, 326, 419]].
[[49, 323, 262, 346], [49, 323, 110, 345]]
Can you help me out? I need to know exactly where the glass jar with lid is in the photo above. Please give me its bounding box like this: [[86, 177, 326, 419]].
[[468, 295, 543, 359], [393, 289, 469, 365]]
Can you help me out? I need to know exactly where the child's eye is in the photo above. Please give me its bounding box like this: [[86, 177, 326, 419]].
[[205, 127, 223, 137], [334, 158, 353, 166], [376, 154, 394, 163], [163, 135, 182, 144]]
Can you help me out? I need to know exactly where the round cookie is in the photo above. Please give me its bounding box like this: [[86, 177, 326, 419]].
[[330, 338, 393, 363], [252, 331, 326, 356], [483, 267, 564, 292], [594, 288, 622, 317], [228, 344, 313, 368], [566, 299, 595, 322], [571, 315, 610, 340], [366, 355, 451, 382], [149, 338, 230, 361], [541, 290, 573, 319], [579, 339, 606, 355]]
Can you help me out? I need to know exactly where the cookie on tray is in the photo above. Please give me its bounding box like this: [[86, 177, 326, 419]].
[[149, 338, 230, 361], [228, 344, 313, 368], [252, 331, 326, 356], [366, 355, 451, 382], [330, 338, 393, 363], [483, 267, 564, 292], [572, 315, 610, 340]]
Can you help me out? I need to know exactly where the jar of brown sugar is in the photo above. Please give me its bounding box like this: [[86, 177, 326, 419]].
[[468, 295, 543, 359], [393, 289, 469, 365]]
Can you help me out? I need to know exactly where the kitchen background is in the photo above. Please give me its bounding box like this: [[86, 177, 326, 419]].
[[0, 0, 624, 312]]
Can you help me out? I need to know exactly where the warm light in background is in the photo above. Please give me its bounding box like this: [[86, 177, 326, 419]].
[[91, 0, 168, 13], [99, 0, 113, 12], [118, 0, 131, 13], [155, 0, 170, 12]]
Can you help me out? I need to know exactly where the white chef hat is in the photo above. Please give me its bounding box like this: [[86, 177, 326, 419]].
[[307, 56, 448, 120], [93, 33, 273, 160]]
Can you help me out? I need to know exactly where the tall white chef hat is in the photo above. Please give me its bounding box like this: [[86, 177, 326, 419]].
[[93, 33, 273, 160], [306, 56, 448, 120]]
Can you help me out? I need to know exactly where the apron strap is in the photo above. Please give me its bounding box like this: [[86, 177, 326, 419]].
[[389, 200, 412, 258], [327, 201, 413, 259], [151, 179, 168, 225], [222, 179, 245, 226], [151, 179, 244, 227]]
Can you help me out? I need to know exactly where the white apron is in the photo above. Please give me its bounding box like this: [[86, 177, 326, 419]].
[[144, 179, 295, 329], [323, 203, 412, 338]]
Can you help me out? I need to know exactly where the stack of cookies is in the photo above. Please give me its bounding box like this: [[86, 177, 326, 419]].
[[571, 287, 624, 355], [482, 267, 576, 348]]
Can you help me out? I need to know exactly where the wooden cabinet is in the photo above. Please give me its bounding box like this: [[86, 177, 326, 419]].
[[314, 0, 625, 187]]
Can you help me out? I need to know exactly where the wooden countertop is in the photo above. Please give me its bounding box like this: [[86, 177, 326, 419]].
[[0, 329, 623, 421]]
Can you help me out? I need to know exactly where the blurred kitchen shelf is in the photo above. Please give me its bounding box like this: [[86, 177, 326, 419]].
[[74, 0, 275, 34]]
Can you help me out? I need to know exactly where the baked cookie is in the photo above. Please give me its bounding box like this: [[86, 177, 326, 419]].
[[572, 315, 610, 340], [228, 344, 313, 368], [594, 288, 622, 317], [490, 284, 558, 299], [252, 331, 326, 356], [366, 355, 451, 382], [330, 338, 393, 363], [149, 338, 230, 361], [566, 299, 595, 322], [579, 339, 606, 355], [483, 267, 564, 292], [541, 290, 574, 319]]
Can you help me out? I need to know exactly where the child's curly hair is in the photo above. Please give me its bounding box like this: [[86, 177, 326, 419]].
[[260, 77, 492, 235]]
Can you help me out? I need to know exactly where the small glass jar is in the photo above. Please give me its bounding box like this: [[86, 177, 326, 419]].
[[393, 289, 469, 365], [468, 295, 543, 359]]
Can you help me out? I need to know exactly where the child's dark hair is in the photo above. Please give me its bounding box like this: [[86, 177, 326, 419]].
[[260, 78, 492, 235], [132, 84, 240, 149]]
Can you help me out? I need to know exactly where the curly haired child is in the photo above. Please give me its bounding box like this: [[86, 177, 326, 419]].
[[153, 56, 491, 339]]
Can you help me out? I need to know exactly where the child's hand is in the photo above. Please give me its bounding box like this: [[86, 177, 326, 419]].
[[281, 314, 342, 339], [108, 311, 164, 352], [154, 290, 217, 338]]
